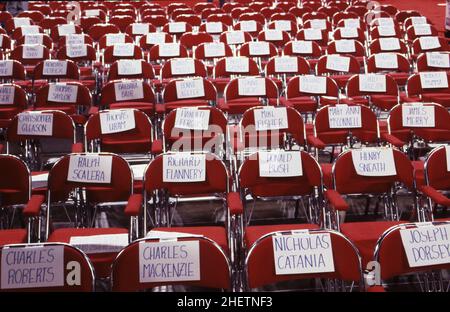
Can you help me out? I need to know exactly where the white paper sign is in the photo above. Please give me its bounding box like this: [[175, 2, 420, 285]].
[[328, 105, 362, 129], [168, 22, 186, 33], [114, 81, 144, 101], [70, 234, 129, 254], [359, 74, 387, 92], [66, 44, 87, 58], [272, 233, 335, 275], [264, 30, 283, 41], [13, 17, 31, 28], [259, 150, 302, 177], [299, 75, 327, 94], [249, 41, 270, 56], [106, 33, 126, 47], [1, 245, 64, 289], [132, 23, 150, 35], [274, 56, 298, 73], [334, 39, 356, 53], [410, 16, 427, 25], [113, 43, 135, 57], [24, 34, 43, 45], [326, 55, 350, 72], [100, 109, 136, 134], [0, 85, 15, 105], [67, 154, 113, 184], [420, 72, 448, 89], [174, 107, 210, 130], [117, 59, 143, 75], [22, 45, 44, 59], [139, 240, 200, 283], [254, 107, 288, 131], [309, 19, 327, 30], [171, 58, 195, 75], [343, 19, 361, 28], [163, 153, 206, 182], [400, 224, 450, 268], [379, 37, 401, 51], [175, 79, 205, 99], [47, 84, 78, 103], [292, 40, 313, 54], [414, 24, 432, 36], [58, 24, 76, 36], [239, 20, 257, 32], [146, 33, 167, 45], [303, 28, 322, 40], [0, 61, 13, 77], [374, 53, 398, 69], [272, 20, 290, 32], [374, 17, 395, 27], [446, 145, 450, 171], [238, 77, 266, 96], [205, 22, 222, 34], [419, 36, 441, 50], [225, 57, 249, 73], [203, 42, 225, 58], [402, 104, 435, 127], [351, 148, 397, 176], [339, 28, 358, 39], [20, 25, 39, 35], [377, 25, 396, 37], [226, 31, 245, 45], [158, 43, 180, 57], [17, 112, 53, 136], [85, 9, 100, 17], [65, 34, 85, 46], [43, 60, 68, 76], [426, 52, 450, 68]]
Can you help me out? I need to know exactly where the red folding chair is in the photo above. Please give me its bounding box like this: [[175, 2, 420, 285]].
[[326, 39, 366, 65], [265, 55, 311, 91], [212, 57, 261, 93], [239, 41, 279, 70], [162, 22, 193, 40], [411, 37, 450, 60], [107, 60, 155, 83], [296, 28, 329, 51], [316, 54, 362, 89], [87, 23, 120, 42], [405, 72, 450, 107], [50, 24, 83, 44], [367, 53, 412, 87], [32, 59, 80, 91], [416, 52, 450, 72], [17, 11, 45, 24], [10, 44, 50, 79], [109, 15, 135, 33], [39, 16, 69, 32], [125, 23, 156, 40], [0, 83, 28, 129], [283, 40, 323, 68]]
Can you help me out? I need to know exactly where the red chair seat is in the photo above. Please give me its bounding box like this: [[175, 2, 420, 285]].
[[218, 97, 277, 115], [388, 72, 410, 86], [101, 138, 152, 153], [280, 96, 318, 113], [421, 93, 450, 108], [0, 229, 27, 246], [109, 102, 154, 117], [341, 96, 370, 106], [371, 95, 398, 111], [340, 220, 405, 267], [330, 74, 353, 88], [48, 227, 128, 278], [164, 99, 210, 112]]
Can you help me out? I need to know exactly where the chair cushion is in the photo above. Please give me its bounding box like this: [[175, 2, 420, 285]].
[[0, 229, 27, 246]]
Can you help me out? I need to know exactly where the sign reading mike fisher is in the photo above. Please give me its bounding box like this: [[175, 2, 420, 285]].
[[1, 245, 64, 290], [163, 153, 206, 183], [254, 107, 288, 131], [67, 154, 113, 184], [139, 240, 200, 283], [351, 148, 397, 177], [400, 223, 450, 268], [272, 232, 335, 275], [259, 150, 302, 177]]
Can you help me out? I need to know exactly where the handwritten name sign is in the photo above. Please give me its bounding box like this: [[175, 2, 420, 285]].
[[309, 19, 327, 30], [272, 233, 335, 275], [20, 25, 39, 35], [69, 234, 129, 254], [205, 22, 223, 34], [66, 34, 85, 46], [24, 34, 43, 45], [0, 61, 13, 77], [249, 41, 270, 56], [22, 45, 44, 59], [359, 74, 387, 92], [175, 78, 205, 99], [168, 22, 186, 33], [419, 36, 441, 50], [239, 21, 257, 32], [292, 40, 313, 54], [105, 34, 126, 47], [0, 85, 15, 105], [339, 27, 358, 39], [100, 109, 136, 134], [85, 9, 100, 17], [446, 145, 450, 171], [264, 30, 283, 41], [225, 57, 249, 73], [374, 53, 398, 69], [351, 148, 397, 177], [299, 75, 327, 94], [402, 104, 435, 127], [374, 17, 395, 27], [171, 58, 196, 75], [48, 84, 78, 103], [139, 240, 200, 283], [13, 17, 31, 28], [414, 24, 432, 36], [377, 25, 396, 37], [203, 42, 226, 58], [174, 107, 210, 130], [17, 112, 53, 136], [158, 43, 180, 57], [163, 153, 206, 182], [420, 72, 448, 89], [303, 28, 322, 40], [132, 23, 150, 35], [1, 245, 64, 290], [343, 19, 361, 28], [146, 33, 167, 45], [66, 44, 87, 58], [274, 56, 298, 73], [238, 77, 266, 96], [426, 52, 450, 68], [58, 24, 76, 36], [400, 224, 450, 268], [259, 150, 302, 177], [67, 154, 113, 184], [379, 37, 401, 51], [254, 107, 288, 131], [43, 60, 68, 76], [226, 31, 245, 45], [113, 43, 135, 57], [334, 39, 356, 53], [117, 59, 143, 75], [326, 55, 350, 72], [114, 81, 144, 101], [328, 105, 362, 128], [410, 16, 428, 25], [275, 20, 292, 32]]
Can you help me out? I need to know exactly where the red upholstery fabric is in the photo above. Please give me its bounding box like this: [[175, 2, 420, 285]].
[[0, 229, 27, 246], [244, 223, 320, 247]]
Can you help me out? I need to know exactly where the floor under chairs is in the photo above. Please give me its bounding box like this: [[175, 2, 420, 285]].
[[0, 0, 449, 294]]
